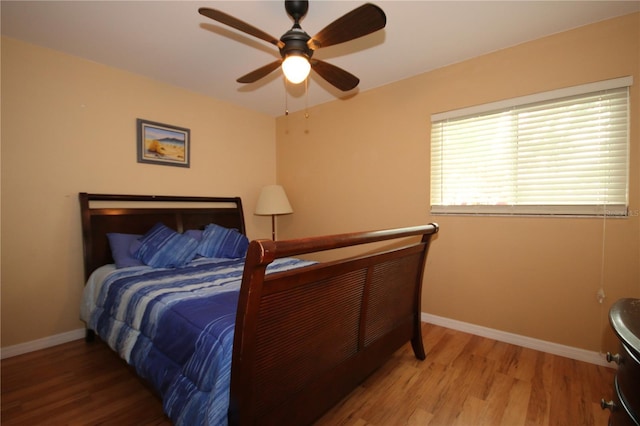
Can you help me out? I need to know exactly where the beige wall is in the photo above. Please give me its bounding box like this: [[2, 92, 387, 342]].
[[276, 13, 640, 352], [1, 37, 277, 347], [2, 13, 639, 354]]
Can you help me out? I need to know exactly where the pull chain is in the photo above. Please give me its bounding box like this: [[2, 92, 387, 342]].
[[282, 77, 310, 119], [304, 78, 309, 119], [284, 77, 289, 116]]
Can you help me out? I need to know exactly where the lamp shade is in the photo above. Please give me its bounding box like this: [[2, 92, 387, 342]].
[[255, 185, 293, 216]]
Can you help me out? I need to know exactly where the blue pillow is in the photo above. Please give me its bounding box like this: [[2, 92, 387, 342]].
[[196, 223, 249, 259], [106, 233, 145, 268], [183, 229, 203, 241], [134, 222, 199, 268]]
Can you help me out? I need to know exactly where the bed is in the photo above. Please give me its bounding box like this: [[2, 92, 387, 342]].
[[79, 192, 439, 425]]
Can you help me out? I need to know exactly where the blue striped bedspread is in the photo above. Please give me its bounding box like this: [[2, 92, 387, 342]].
[[87, 257, 315, 425]]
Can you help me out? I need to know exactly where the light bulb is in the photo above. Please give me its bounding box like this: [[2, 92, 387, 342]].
[[282, 55, 310, 84]]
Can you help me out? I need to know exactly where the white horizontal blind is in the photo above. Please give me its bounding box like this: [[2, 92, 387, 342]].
[[431, 78, 630, 216]]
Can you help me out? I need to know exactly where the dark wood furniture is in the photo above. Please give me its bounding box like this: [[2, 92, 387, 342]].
[[79, 192, 439, 425], [602, 298, 640, 426], [79, 192, 246, 280]]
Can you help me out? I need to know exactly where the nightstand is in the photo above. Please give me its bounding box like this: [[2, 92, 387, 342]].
[[602, 298, 640, 426]]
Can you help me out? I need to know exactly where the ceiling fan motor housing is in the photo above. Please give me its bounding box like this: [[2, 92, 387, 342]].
[[280, 26, 313, 60]]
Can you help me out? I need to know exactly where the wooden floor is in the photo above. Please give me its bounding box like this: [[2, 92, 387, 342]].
[[1, 323, 615, 425]]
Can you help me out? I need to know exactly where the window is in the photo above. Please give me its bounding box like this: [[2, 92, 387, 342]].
[[430, 77, 631, 216]]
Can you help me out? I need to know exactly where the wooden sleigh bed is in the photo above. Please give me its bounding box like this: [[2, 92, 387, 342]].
[[79, 192, 439, 425]]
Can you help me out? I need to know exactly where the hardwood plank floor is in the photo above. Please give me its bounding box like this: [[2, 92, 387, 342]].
[[1, 323, 615, 425]]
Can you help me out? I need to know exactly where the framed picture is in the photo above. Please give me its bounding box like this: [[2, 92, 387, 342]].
[[137, 119, 190, 168]]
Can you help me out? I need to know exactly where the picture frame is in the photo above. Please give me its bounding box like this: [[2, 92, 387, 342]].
[[137, 119, 190, 168]]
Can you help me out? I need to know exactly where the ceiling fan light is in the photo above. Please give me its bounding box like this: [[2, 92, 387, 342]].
[[282, 55, 311, 84]]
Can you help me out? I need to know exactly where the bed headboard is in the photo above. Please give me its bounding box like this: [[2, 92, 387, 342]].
[[79, 192, 246, 281]]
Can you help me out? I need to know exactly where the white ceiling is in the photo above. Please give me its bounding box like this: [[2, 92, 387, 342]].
[[2, 1, 639, 117]]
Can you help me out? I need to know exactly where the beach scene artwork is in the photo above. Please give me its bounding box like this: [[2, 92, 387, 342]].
[[138, 119, 190, 167]]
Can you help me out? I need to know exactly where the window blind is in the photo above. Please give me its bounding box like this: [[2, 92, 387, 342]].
[[431, 77, 631, 216]]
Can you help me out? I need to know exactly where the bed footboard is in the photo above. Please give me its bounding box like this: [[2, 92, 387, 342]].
[[230, 224, 439, 425]]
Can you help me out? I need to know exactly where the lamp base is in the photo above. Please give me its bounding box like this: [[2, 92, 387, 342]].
[[271, 214, 276, 241]]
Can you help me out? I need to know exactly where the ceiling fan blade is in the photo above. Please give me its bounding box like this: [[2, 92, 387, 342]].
[[237, 60, 283, 84], [308, 3, 386, 50], [199, 7, 284, 49], [311, 59, 359, 91]]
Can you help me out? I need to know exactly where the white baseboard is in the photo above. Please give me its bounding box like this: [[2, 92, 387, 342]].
[[1, 328, 86, 359], [1, 316, 614, 368], [421, 312, 613, 368]]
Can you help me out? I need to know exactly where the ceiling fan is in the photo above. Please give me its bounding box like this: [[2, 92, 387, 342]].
[[198, 1, 386, 91]]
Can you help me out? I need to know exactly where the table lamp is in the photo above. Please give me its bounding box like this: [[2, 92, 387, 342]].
[[255, 185, 293, 240]]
